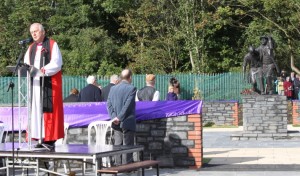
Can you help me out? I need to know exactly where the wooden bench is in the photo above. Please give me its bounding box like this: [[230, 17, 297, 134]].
[[97, 160, 160, 176]]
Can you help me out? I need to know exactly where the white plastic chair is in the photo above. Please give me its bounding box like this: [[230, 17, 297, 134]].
[[0, 123, 5, 170], [0, 123, 5, 143], [85, 120, 113, 173], [55, 122, 70, 145], [87, 121, 113, 145]]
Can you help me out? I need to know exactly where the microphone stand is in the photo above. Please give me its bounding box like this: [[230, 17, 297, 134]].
[[34, 48, 52, 151], [6, 43, 27, 176]]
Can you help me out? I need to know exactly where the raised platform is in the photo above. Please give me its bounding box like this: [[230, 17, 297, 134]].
[[0, 143, 144, 175], [231, 130, 300, 141], [232, 95, 288, 140]]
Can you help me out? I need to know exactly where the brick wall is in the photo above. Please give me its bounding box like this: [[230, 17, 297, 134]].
[[134, 114, 202, 168], [292, 101, 300, 125], [187, 114, 202, 169], [202, 101, 238, 126]]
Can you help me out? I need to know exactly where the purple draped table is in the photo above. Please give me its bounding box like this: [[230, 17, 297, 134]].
[[0, 100, 202, 131]]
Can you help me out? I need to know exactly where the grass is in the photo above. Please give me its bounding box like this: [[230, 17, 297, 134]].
[[203, 158, 211, 164], [203, 125, 239, 128]]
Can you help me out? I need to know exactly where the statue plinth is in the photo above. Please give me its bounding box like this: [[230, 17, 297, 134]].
[[231, 95, 288, 140]]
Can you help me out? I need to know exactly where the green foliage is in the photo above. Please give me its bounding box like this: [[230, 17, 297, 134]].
[[1, 0, 300, 76], [192, 87, 202, 100], [100, 0, 137, 13], [61, 27, 119, 76], [0, 0, 122, 76], [203, 158, 212, 164], [97, 60, 122, 76], [239, 0, 300, 71], [204, 122, 215, 127]]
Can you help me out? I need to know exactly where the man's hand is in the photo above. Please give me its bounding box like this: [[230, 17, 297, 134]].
[[41, 67, 46, 74], [112, 117, 120, 125]]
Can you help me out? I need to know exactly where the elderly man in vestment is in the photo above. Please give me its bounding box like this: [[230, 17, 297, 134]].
[[24, 23, 64, 147]]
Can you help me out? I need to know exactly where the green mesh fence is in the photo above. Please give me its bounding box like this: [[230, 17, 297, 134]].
[[0, 72, 251, 105]]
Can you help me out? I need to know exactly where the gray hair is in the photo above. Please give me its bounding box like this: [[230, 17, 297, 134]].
[[87, 75, 96, 84], [110, 74, 120, 83], [30, 23, 45, 32]]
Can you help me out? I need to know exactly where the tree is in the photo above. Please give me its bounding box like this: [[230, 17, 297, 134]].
[[238, 0, 300, 73], [1, 0, 300, 76], [0, 0, 55, 75], [117, 1, 190, 73], [0, 0, 122, 76]]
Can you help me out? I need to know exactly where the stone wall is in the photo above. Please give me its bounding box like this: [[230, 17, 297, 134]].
[[292, 100, 300, 125], [231, 95, 288, 140], [5, 114, 203, 169], [134, 114, 202, 168], [202, 101, 238, 126]]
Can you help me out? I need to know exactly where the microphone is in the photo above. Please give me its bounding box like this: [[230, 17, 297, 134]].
[[18, 37, 33, 45]]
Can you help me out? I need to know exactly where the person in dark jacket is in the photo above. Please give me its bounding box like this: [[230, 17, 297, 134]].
[[135, 74, 160, 101], [63, 88, 79, 102], [78, 75, 102, 102], [100, 74, 120, 101], [169, 77, 181, 99], [107, 69, 137, 165], [293, 74, 300, 99], [166, 86, 178, 101]]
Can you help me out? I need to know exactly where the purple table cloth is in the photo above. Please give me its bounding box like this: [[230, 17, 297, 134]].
[[0, 100, 202, 131]]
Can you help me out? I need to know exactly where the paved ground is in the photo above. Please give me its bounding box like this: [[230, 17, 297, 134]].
[[197, 125, 300, 176], [7, 125, 300, 175]]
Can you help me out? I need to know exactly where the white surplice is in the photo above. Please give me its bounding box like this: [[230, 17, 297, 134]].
[[24, 43, 62, 140]]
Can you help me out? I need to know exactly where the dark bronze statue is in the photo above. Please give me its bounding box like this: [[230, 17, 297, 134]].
[[256, 36, 279, 94], [243, 46, 264, 94]]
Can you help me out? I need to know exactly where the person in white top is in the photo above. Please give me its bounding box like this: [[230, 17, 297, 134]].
[[24, 23, 64, 146], [135, 74, 160, 101]]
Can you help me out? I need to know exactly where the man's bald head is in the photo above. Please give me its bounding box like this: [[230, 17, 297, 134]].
[[121, 69, 133, 83]]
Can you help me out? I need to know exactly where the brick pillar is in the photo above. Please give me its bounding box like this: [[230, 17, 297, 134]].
[[187, 114, 203, 169], [232, 102, 239, 126], [292, 101, 300, 125]]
